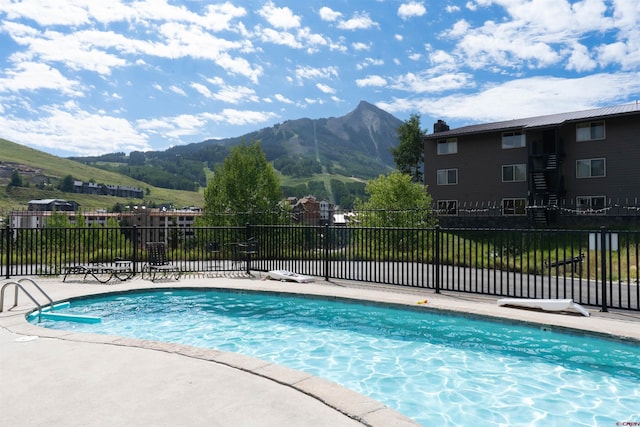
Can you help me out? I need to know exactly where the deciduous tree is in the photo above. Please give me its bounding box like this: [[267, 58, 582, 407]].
[[355, 171, 435, 228], [203, 141, 283, 226]]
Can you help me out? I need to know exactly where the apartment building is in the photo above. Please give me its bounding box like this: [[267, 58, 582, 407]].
[[423, 103, 640, 225]]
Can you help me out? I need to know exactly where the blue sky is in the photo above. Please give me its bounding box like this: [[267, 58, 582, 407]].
[[1, 0, 639, 157]]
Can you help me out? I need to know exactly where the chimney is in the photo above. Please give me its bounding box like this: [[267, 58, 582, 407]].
[[434, 119, 449, 133]]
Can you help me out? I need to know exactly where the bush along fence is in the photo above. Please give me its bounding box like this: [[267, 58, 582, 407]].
[[2, 224, 638, 312]]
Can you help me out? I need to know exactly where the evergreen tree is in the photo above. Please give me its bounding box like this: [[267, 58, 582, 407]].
[[9, 170, 23, 187], [59, 174, 75, 192], [391, 114, 426, 183]]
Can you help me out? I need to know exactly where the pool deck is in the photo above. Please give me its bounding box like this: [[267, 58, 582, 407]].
[[2, 274, 639, 427]]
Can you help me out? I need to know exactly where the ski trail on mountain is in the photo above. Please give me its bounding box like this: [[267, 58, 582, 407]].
[[313, 120, 333, 202]]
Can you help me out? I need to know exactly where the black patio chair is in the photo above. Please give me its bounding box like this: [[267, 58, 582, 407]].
[[142, 242, 181, 281]]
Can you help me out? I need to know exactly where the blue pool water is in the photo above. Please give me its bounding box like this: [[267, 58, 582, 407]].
[[31, 289, 640, 426]]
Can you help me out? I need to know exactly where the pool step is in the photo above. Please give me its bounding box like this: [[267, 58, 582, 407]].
[[28, 302, 102, 324], [39, 312, 102, 324]]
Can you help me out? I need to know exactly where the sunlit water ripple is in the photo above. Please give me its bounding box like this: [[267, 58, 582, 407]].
[[31, 289, 640, 426]]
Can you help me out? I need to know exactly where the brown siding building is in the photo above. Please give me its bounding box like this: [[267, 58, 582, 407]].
[[423, 103, 640, 225]]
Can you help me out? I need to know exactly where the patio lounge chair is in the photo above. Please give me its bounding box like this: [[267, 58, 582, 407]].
[[497, 298, 590, 317], [63, 261, 133, 283], [142, 242, 181, 281]]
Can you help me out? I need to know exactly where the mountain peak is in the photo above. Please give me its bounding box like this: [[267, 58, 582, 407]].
[[353, 100, 385, 114]]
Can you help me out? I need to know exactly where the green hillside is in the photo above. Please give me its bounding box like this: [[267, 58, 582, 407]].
[[0, 138, 204, 213]]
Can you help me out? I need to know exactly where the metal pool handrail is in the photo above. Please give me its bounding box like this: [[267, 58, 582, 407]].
[[0, 278, 55, 320]]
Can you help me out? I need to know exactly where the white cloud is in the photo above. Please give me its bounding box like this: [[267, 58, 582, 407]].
[[398, 2, 427, 20], [566, 42, 597, 72], [447, 20, 470, 38], [138, 113, 207, 139], [191, 81, 258, 104], [445, 0, 632, 73], [337, 12, 378, 30], [258, 1, 301, 30], [379, 72, 640, 124], [352, 42, 370, 51], [316, 83, 336, 94], [1, 0, 90, 26], [452, 19, 562, 69], [258, 27, 303, 49], [391, 71, 472, 93], [429, 50, 457, 70], [0, 62, 83, 96], [202, 3, 247, 32], [356, 75, 387, 87], [295, 65, 339, 81], [319, 6, 342, 22], [169, 85, 186, 96], [5, 26, 129, 75], [213, 85, 259, 104], [204, 109, 278, 126], [597, 40, 640, 70], [191, 83, 212, 98], [0, 103, 149, 156], [274, 93, 294, 104], [356, 57, 384, 70]]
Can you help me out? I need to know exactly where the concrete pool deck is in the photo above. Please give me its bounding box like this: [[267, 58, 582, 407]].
[[1, 275, 639, 426]]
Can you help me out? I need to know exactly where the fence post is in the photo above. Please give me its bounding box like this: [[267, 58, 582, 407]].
[[245, 223, 252, 274], [132, 225, 138, 276], [4, 225, 10, 279], [600, 226, 608, 312], [435, 225, 441, 294], [324, 224, 330, 281]]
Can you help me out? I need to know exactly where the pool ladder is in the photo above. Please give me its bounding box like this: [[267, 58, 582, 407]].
[[0, 278, 55, 321]]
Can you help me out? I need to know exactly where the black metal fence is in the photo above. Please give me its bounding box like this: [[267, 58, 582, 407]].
[[2, 224, 639, 312]]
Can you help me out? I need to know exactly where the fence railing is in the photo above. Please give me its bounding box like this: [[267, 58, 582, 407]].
[[2, 225, 639, 311]]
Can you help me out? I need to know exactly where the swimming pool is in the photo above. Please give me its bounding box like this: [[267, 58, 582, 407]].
[[31, 289, 640, 426]]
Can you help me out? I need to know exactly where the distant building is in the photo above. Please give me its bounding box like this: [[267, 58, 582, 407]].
[[27, 199, 78, 212], [291, 195, 335, 225], [72, 180, 143, 198], [10, 206, 202, 247]]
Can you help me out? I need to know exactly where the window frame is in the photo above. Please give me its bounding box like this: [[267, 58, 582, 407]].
[[437, 200, 458, 215], [437, 138, 458, 155], [576, 196, 606, 215], [501, 131, 526, 149], [502, 198, 527, 216], [576, 121, 605, 142], [576, 158, 606, 178], [437, 168, 458, 186], [502, 164, 527, 182]]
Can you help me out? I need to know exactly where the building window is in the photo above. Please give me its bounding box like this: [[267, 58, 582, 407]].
[[576, 158, 605, 178], [437, 169, 458, 185], [502, 131, 526, 149], [502, 198, 527, 215], [502, 164, 526, 182], [437, 200, 458, 215], [437, 138, 457, 155], [576, 121, 605, 141], [576, 196, 606, 215]]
